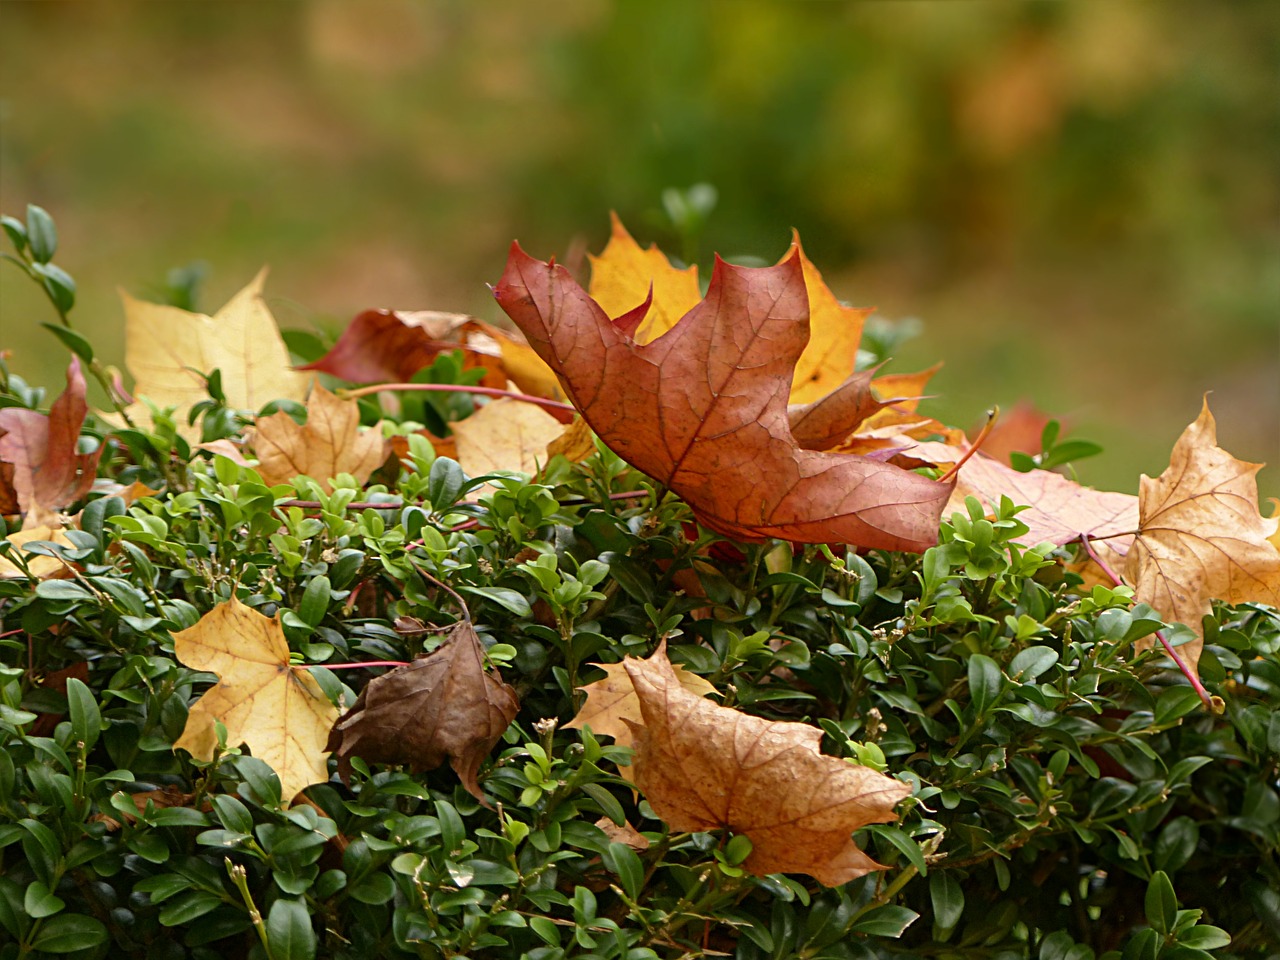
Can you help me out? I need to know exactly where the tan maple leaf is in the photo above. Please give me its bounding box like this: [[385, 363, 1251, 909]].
[[0, 359, 102, 517], [494, 244, 951, 551], [173, 598, 339, 803], [566, 658, 717, 750], [613, 645, 910, 886], [326, 620, 519, 803], [452, 397, 569, 477], [251, 383, 388, 493], [109, 269, 309, 437], [1124, 399, 1280, 670]]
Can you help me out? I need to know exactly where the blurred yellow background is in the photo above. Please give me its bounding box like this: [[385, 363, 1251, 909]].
[[1, 0, 1276, 497]]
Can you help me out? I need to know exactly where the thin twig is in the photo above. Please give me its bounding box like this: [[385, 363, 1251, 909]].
[[340, 381, 574, 415], [1079, 532, 1219, 712], [938, 405, 999, 484]]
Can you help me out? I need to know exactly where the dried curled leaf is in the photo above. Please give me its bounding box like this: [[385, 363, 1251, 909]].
[[0, 524, 77, 580], [569, 645, 910, 886], [173, 599, 339, 804], [326, 620, 519, 803], [251, 383, 388, 493], [566, 659, 717, 750], [495, 244, 951, 551], [452, 397, 567, 477], [0, 359, 101, 517], [1125, 399, 1280, 670]]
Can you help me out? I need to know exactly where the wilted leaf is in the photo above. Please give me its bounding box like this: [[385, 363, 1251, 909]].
[[619, 645, 910, 886], [452, 398, 566, 477], [326, 620, 519, 803], [0, 524, 77, 580], [785, 235, 874, 404], [0, 359, 101, 516], [596, 817, 650, 850], [495, 244, 951, 550], [1124, 400, 1280, 670], [173, 598, 339, 803], [110, 269, 309, 436], [251, 384, 388, 493], [546, 416, 597, 462]]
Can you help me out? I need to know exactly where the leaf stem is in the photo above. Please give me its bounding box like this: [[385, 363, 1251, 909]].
[[339, 381, 575, 415], [295, 660, 409, 671]]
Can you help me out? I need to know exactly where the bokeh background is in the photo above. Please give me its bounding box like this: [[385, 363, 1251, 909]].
[[2, 0, 1276, 498]]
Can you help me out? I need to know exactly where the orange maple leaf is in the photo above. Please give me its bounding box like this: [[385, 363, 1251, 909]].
[[609, 645, 910, 886], [494, 244, 951, 551], [1124, 399, 1280, 670]]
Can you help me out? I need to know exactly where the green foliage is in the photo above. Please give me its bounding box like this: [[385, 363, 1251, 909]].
[[1, 218, 1278, 960]]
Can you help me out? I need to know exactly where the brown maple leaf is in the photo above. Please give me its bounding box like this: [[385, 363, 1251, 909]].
[[251, 383, 388, 493], [615, 645, 909, 886], [0, 359, 102, 518], [299, 309, 509, 388], [173, 599, 339, 804], [326, 620, 519, 803], [494, 245, 951, 551], [1124, 399, 1280, 671], [566, 658, 717, 751]]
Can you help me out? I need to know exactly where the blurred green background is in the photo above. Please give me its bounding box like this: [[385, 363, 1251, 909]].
[[1, 0, 1276, 498]]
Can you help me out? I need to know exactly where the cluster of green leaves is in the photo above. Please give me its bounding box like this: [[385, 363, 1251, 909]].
[[1, 226, 1278, 960]]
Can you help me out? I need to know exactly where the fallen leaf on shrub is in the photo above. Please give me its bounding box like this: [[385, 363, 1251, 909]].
[[0, 523, 77, 580], [0, 358, 102, 517], [620, 644, 910, 886], [173, 598, 339, 804], [495, 244, 951, 550], [588, 217, 871, 404], [909, 442, 1139, 548], [1124, 399, 1280, 671], [452, 398, 566, 477], [546, 416, 597, 462], [109, 269, 309, 436], [566, 657, 717, 749], [326, 619, 519, 803], [251, 383, 387, 492], [596, 817, 650, 850], [786, 369, 885, 451]]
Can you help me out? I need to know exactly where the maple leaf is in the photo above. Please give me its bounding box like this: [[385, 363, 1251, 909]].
[[588, 212, 703, 345], [494, 244, 951, 551], [300, 309, 510, 388], [326, 620, 519, 803], [0, 358, 101, 518], [907, 442, 1139, 548], [109, 269, 309, 437], [566, 658, 717, 750], [251, 383, 388, 493], [173, 598, 339, 804], [616, 645, 910, 886], [452, 397, 568, 477], [1124, 400, 1280, 670], [588, 217, 872, 404]]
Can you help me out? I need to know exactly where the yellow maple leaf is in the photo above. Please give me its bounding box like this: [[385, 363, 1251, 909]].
[[588, 212, 703, 345], [109, 269, 309, 438], [251, 383, 387, 493], [587, 216, 872, 403], [1124, 399, 1280, 672], [173, 598, 339, 803], [452, 398, 566, 477]]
